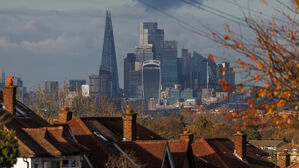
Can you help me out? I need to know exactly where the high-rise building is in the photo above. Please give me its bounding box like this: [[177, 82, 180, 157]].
[[217, 62, 235, 91], [69, 80, 86, 92], [0, 70, 5, 84], [89, 75, 100, 96], [177, 57, 184, 88], [45, 81, 58, 96], [124, 53, 136, 97], [181, 48, 192, 89], [135, 46, 154, 62], [142, 60, 161, 103], [99, 11, 119, 98], [13, 77, 26, 101], [0, 70, 5, 89], [13, 77, 23, 87], [138, 22, 164, 60], [81, 85, 90, 97], [161, 41, 178, 89]]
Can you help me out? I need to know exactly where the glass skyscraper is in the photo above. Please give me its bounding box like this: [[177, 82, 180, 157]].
[[69, 80, 86, 92], [89, 75, 100, 96], [161, 40, 178, 89], [142, 60, 161, 103], [99, 11, 119, 98], [138, 22, 164, 60]]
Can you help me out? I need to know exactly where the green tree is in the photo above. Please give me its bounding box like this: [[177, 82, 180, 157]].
[[241, 127, 261, 140], [0, 125, 19, 167]]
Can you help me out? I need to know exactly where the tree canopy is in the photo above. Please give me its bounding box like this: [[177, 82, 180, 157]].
[[0, 125, 19, 167]]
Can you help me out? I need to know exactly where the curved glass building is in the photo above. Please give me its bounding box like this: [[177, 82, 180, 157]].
[[142, 60, 161, 103]]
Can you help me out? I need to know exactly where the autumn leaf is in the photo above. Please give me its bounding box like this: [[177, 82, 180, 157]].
[[237, 58, 246, 68], [208, 54, 216, 63]]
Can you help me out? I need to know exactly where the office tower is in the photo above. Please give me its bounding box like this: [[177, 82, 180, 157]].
[[124, 53, 136, 97], [217, 62, 235, 91], [89, 75, 100, 96], [135, 46, 154, 62], [13, 77, 26, 101], [0, 70, 5, 89], [45, 81, 59, 96], [13, 77, 23, 87], [81, 85, 90, 97], [142, 60, 161, 103], [161, 41, 178, 89], [0, 70, 5, 84], [138, 22, 164, 60], [124, 53, 143, 98], [69, 80, 86, 92], [182, 48, 192, 89], [99, 11, 119, 98], [197, 58, 217, 89], [177, 57, 184, 88], [180, 88, 194, 101]]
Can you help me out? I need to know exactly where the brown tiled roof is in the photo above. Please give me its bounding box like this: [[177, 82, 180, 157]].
[[249, 140, 284, 148], [1, 107, 87, 157], [192, 138, 276, 168], [22, 126, 86, 157], [288, 163, 299, 168], [67, 117, 119, 168], [119, 140, 168, 168], [168, 140, 195, 168], [80, 117, 164, 141], [0, 91, 50, 128]]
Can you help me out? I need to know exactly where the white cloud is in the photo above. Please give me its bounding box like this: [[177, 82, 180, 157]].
[[0, 37, 18, 48], [24, 19, 36, 30]]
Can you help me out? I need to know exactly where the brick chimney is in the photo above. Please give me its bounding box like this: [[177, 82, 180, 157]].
[[278, 149, 290, 168], [57, 107, 73, 123], [180, 130, 193, 143], [2, 76, 17, 116], [234, 131, 247, 161], [122, 109, 136, 141]]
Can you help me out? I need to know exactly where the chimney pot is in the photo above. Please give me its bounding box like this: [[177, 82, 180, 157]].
[[6, 76, 14, 86], [180, 130, 193, 143], [125, 109, 132, 114]]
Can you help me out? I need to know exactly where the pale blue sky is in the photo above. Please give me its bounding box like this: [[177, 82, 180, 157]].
[[0, 0, 285, 89]]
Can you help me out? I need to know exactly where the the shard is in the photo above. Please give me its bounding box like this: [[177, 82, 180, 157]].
[[99, 11, 119, 98]]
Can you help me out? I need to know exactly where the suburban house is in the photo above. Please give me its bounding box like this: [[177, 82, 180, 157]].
[[0, 77, 90, 168], [57, 109, 195, 168], [0, 76, 290, 168]]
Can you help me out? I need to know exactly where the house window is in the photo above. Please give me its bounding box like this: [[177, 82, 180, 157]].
[[62, 160, 69, 167], [34, 163, 39, 168], [43, 161, 52, 168], [52, 161, 59, 168], [71, 160, 77, 167]]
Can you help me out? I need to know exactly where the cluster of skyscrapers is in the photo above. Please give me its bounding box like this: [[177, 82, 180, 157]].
[[85, 11, 236, 111], [123, 22, 235, 109]]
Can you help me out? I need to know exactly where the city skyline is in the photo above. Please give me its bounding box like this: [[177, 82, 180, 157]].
[[0, 0, 273, 89]]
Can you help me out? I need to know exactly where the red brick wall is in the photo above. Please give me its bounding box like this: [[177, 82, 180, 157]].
[[58, 111, 72, 123], [122, 113, 136, 141], [234, 134, 246, 160], [2, 86, 16, 116]]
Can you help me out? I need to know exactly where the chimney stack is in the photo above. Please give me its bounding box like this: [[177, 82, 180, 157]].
[[278, 149, 290, 168], [57, 107, 73, 123], [180, 130, 193, 143], [122, 109, 136, 141], [234, 131, 247, 161], [2, 76, 17, 116]]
